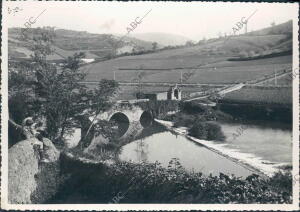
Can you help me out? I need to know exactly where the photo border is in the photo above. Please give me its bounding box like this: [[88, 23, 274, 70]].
[[1, 0, 299, 210]]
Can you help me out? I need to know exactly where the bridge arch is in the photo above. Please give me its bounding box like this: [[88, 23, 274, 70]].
[[139, 111, 153, 128], [109, 112, 130, 137], [95, 104, 148, 142]]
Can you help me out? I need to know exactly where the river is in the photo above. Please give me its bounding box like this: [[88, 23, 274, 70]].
[[49, 119, 292, 203], [220, 121, 292, 164], [119, 120, 292, 177]]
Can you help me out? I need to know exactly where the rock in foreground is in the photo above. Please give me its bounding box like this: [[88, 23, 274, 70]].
[[8, 138, 61, 204]]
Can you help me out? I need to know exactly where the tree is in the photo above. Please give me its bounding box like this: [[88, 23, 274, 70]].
[[8, 27, 119, 146], [188, 121, 225, 141], [185, 41, 194, 47], [239, 50, 248, 58], [91, 79, 119, 114], [152, 42, 158, 51], [248, 50, 256, 57], [271, 21, 276, 27], [107, 35, 119, 57], [218, 32, 223, 38], [270, 21, 276, 34]]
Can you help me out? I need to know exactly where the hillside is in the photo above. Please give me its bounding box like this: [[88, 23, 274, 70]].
[[129, 32, 193, 46], [80, 20, 292, 84], [247, 20, 292, 36], [76, 20, 292, 102], [8, 28, 154, 61], [8, 20, 293, 97]]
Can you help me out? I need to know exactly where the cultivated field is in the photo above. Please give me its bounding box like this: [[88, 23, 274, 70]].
[[82, 54, 292, 84]]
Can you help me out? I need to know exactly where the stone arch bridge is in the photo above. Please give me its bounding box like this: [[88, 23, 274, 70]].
[[95, 101, 153, 142]]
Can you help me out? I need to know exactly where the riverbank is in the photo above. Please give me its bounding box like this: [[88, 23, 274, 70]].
[[9, 125, 292, 204], [155, 119, 287, 177], [49, 150, 292, 204]]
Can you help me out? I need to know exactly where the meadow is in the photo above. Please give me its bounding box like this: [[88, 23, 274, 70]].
[[81, 54, 291, 84], [222, 86, 292, 105]]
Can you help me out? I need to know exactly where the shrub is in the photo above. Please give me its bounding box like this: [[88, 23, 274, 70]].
[[173, 113, 196, 128], [51, 159, 292, 204], [188, 121, 225, 141], [239, 50, 248, 58], [268, 171, 292, 193], [179, 101, 208, 114]]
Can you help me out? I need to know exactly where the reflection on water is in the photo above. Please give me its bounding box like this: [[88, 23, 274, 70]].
[[133, 139, 149, 163], [120, 124, 254, 178], [220, 121, 292, 164]]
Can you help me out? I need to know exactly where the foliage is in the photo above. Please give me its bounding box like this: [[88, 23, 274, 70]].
[[152, 42, 158, 51], [179, 101, 209, 114], [170, 113, 197, 128], [268, 171, 292, 194], [168, 111, 222, 127], [135, 100, 179, 119], [8, 27, 119, 146], [164, 102, 225, 141], [90, 79, 119, 113], [51, 159, 292, 204], [93, 120, 119, 141], [188, 121, 225, 141], [185, 41, 195, 47]]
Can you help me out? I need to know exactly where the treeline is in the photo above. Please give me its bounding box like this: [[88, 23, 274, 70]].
[[228, 50, 292, 61]]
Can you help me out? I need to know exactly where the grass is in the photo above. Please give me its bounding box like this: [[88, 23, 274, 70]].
[[81, 51, 291, 83], [259, 72, 294, 86], [222, 86, 292, 105]]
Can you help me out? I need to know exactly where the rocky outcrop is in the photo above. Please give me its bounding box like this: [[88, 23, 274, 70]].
[[8, 138, 61, 204]]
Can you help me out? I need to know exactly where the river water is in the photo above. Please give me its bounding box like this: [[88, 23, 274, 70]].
[[220, 121, 292, 164], [119, 121, 292, 178]]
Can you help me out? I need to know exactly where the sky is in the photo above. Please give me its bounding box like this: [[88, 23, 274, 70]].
[[3, 1, 298, 41]]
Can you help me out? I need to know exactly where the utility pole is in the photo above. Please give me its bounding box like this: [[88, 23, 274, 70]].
[[274, 66, 277, 85], [180, 70, 182, 84], [138, 70, 142, 94], [113, 71, 116, 81]]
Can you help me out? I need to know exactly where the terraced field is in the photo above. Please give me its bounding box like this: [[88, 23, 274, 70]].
[[82, 54, 292, 84]]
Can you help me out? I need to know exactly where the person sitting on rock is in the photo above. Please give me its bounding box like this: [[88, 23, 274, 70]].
[[22, 117, 50, 163]]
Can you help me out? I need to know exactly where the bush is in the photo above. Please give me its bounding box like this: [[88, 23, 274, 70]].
[[173, 113, 196, 128], [268, 171, 292, 193], [179, 101, 209, 114], [188, 121, 225, 141], [239, 50, 248, 58], [50, 159, 292, 204]]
